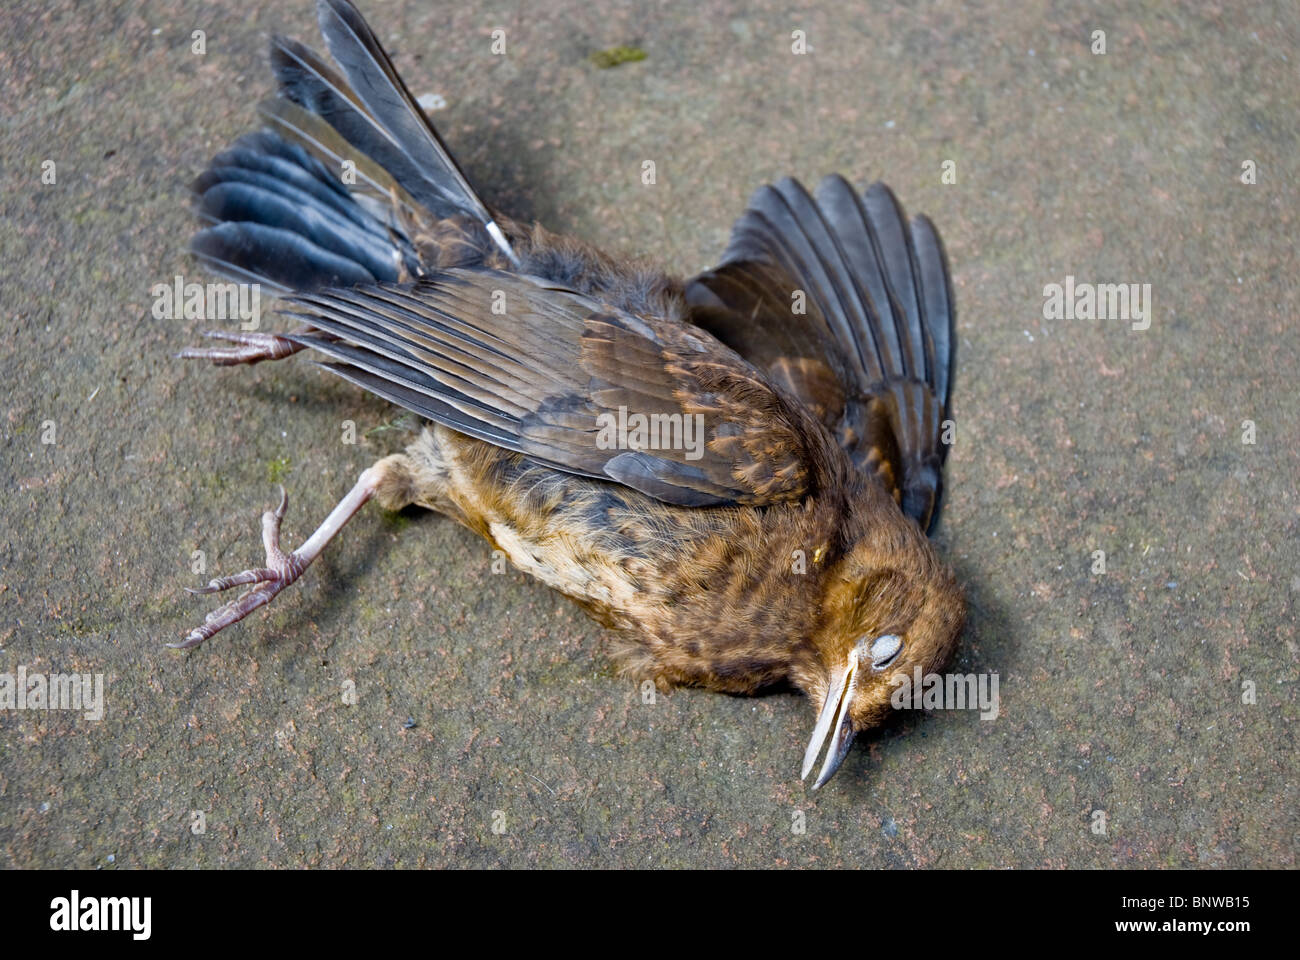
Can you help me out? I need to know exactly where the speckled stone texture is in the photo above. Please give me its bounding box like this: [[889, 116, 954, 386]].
[[0, 0, 1295, 867]]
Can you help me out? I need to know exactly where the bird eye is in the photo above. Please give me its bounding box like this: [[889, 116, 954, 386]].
[[868, 634, 903, 669]]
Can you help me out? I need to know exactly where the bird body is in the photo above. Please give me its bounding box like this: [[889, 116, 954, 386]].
[[176, 0, 965, 787]]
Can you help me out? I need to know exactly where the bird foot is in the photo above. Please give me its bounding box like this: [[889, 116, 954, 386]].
[[177, 328, 306, 366], [172, 469, 382, 649], [172, 486, 306, 649]]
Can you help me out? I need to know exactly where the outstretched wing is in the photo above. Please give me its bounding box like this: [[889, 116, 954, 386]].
[[190, 0, 518, 296], [280, 271, 833, 508], [685, 176, 955, 532]]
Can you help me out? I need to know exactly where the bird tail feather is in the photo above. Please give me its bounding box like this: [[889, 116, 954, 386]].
[[189, 0, 516, 294]]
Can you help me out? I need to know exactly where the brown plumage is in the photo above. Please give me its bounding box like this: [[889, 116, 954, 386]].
[[174, 0, 965, 787]]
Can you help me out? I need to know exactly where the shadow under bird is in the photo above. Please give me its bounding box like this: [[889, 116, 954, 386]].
[[176, 0, 965, 787]]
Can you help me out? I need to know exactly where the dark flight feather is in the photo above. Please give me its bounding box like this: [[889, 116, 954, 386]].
[[313, 0, 503, 238], [269, 32, 465, 224], [188, 0, 521, 294], [686, 175, 955, 531], [279, 271, 831, 508]]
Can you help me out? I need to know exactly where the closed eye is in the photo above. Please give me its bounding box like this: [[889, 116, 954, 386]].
[[868, 634, 903, 670]]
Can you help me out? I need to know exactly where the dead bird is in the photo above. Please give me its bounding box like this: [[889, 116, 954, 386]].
[[176, 0, 965, 788]]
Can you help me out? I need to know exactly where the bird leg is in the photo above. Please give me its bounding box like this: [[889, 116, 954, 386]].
[[176, 325, 313, 366], [172, 467, 384, 649]]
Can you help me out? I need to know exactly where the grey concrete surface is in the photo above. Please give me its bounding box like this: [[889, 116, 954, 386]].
[[0, 0, 1296, 868]]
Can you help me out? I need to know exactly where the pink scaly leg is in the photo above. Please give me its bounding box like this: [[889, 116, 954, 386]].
[[172, 467, 383, 649]]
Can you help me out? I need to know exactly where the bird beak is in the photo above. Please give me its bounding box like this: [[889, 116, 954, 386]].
[[801, 654, 858, 789]]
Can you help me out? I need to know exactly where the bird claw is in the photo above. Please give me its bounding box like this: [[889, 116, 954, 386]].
[[184, 567, 281, 595], [171, 468, 384, 651], [177, 329, 305, 366], [171, 486, 304, 649]]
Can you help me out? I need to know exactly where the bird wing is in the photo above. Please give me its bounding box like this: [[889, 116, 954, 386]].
[[685, 176, 956, 532], [280, 270, 831, 508], [190, 0, 519, 295], [304, 0, 505, 235]]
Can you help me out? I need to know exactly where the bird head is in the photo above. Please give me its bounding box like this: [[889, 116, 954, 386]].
[[797, 531, 965, 788]]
